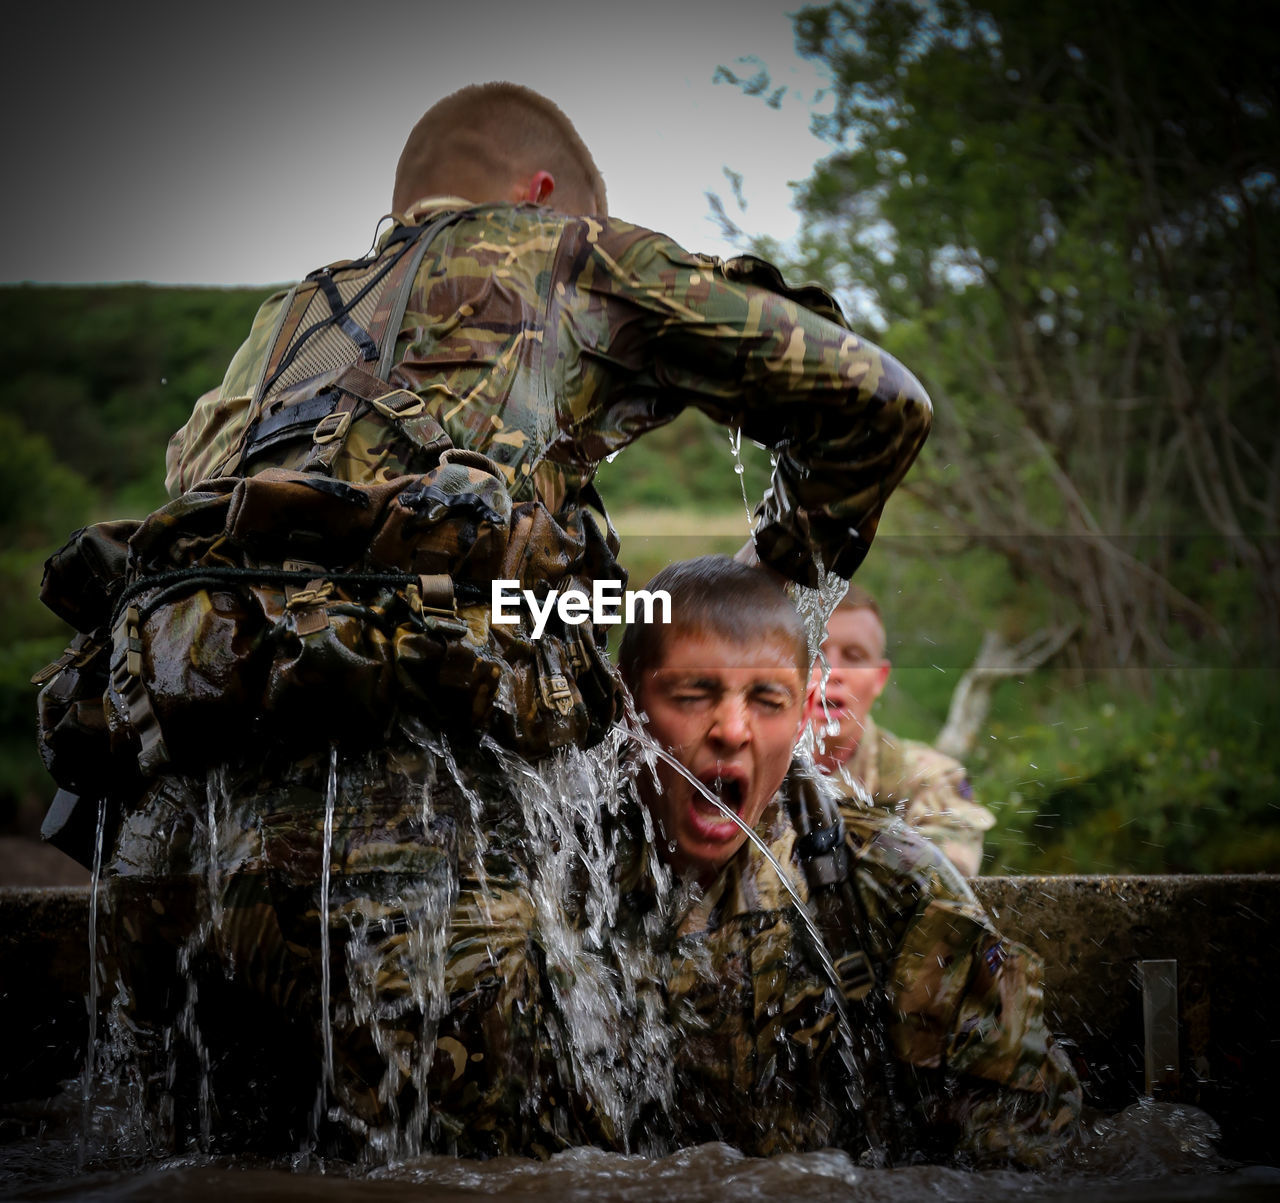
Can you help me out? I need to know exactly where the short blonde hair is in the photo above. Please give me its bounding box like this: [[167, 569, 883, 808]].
[[392, 82, 607, 215], [834, 583, 882, 625]]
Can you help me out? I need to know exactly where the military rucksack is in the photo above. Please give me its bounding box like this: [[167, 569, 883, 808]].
[[34, 212, 624, 864]]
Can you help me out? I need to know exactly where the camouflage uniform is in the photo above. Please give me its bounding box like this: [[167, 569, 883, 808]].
[[828, 717, 995, 876], [165, 199, 931, 584], [87, 199, 934, 1155], [622, 788, 1080, 1166]]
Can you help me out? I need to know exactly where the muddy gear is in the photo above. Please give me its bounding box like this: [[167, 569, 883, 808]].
[[166, 202, 932, 583], [35, 210, 641, 807], [38, 463, 620, 781], [102, 740, 647, 1158]]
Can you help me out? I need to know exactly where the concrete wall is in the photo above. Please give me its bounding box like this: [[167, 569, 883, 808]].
[[2, 876, 1277, 1161]]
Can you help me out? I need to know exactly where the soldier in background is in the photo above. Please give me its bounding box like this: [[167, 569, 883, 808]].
[[807, 585, 995, 876], [616, 556, 1080, 1165]]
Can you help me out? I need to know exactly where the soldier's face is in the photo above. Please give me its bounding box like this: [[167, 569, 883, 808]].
[[806, 607, 891, 771], [635, 630, 807, 880]]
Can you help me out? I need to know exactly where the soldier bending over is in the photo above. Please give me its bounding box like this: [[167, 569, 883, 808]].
[[36, 84, 931, 1157]]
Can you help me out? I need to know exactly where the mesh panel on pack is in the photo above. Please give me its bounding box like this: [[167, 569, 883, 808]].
[[268, 271, 387, 397]]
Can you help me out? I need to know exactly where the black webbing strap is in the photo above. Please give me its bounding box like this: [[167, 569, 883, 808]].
[[110, 564, 486, 629], [253, 208, 467, 432], [258, 225, 428, 400], [316, 271, 379, 362], [240, 392, 338, 461]]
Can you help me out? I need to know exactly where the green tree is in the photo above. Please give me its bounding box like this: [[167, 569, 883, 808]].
[[0, 285, 268, 836], [721, 0, 1280, 872], [724, 0, 1278, 670]]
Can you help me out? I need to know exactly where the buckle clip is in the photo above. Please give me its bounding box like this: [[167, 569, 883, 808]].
[[540, 673, 575, 716], [286, 583, 334, 609], [371, 389, 425, 420], [313, 411, 352, 445]]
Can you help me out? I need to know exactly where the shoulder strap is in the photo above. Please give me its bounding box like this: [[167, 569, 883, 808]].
[[219, 211, 463, 478]]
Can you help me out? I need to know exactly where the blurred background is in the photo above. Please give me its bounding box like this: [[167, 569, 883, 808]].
[[2, 0, 1276, 878]]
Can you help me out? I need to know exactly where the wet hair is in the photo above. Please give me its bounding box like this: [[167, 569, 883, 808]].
[[392, 82, 607, 216], [618, 554, 809, 688]]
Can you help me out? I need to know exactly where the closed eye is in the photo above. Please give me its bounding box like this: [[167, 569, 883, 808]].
[[751, 686, 795, 711]]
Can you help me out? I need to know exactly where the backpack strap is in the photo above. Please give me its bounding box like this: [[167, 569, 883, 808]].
[[225, 209, 464, 478]]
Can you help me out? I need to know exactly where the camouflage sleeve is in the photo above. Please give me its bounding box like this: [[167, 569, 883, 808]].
[[164, 288, 291, 496], [897, 748, 996, 878], [848, 816, 1081, 1165], [570, 222, 934, 586]]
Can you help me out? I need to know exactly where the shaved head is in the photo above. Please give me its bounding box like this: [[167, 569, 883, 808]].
[[392, 82, 606, 216]]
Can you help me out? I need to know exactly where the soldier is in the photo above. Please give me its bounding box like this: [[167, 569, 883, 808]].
[[37, 83, 933, 1157], [807, 585, 995, 875], [617, 556, 1081, 1165]]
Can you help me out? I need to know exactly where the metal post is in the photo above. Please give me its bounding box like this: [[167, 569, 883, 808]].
[[1141, 958, 1179, 1098]]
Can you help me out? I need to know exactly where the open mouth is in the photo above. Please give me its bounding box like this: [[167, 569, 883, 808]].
[[709, 774, 743, 808], [694, 769, 747, 817], [814, 687, 852, 715]]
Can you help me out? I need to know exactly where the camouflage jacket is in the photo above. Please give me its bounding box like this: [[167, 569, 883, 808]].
[[828, 717, 995, 876], [165, 198, 932, 586], [626, 789, 1080, 1165]]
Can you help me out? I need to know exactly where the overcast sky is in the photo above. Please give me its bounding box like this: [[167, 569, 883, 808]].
[[1, 1, 832, 286]]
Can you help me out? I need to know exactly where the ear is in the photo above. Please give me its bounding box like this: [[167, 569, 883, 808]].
[[870, 660, 891, 702], [521, 170, 556, 205]]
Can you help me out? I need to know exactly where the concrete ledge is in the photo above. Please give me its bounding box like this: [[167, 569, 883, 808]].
[[974, 875, 1280, 1161], [3, 877, 1277, 1160], [0, 886, 92, 1103]]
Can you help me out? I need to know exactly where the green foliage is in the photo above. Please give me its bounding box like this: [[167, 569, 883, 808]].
[[781, 0, 1280, 660], [976, 670, 1280, 875], [0, 285, 267, 503], [593, 408, 774, 513], [726, 0, 1280, 872], [0, 284, 270, 837]]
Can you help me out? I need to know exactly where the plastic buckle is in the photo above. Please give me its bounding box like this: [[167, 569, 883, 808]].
[[313, 411, 352, 445], [371, 389, 425, 420], [540, 673, 575, 717], [286, 583, 333, 609], [119, 605, 143, 677], [31, 649, 76, 686]]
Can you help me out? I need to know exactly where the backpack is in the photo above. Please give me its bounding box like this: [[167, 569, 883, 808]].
[[34, 212, 623, 864]]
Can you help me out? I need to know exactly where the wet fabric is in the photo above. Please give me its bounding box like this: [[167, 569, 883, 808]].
[[828, 717, 996, 876], [167, 200, 932, 586], [54, 200, 936, 1158], [37, 464, 621, 783], [103, 741, 640, 1158], [615, 788, 1081, 1166]]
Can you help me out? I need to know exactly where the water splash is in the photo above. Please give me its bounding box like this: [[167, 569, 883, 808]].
[[82, 680, 876, 1163], [319, 746, 338, 1106], [478, 729, 679, 1151], [793, 564, 850, 769], [205, 766, 226, 934], [727, 426, 755, 529], [629, 727, 884, 1158], [78, 797, 109, 1166]]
